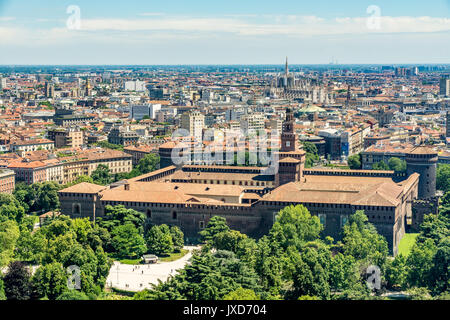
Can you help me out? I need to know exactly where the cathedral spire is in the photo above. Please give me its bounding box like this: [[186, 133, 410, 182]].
[[285, 56, 289, 75]]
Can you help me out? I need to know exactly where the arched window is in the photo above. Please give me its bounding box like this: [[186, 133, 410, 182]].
[[72, 203, 81, 215]]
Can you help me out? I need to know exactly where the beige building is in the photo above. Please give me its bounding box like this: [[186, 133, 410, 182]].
[[180, 111, 205, 142], [47, 127, 85, 148]]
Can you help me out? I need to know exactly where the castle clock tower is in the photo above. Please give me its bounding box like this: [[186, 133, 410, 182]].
[[281, 108, 296, 152]]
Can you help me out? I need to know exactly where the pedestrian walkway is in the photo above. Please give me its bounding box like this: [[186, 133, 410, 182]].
[[106, 246, 199, 292]]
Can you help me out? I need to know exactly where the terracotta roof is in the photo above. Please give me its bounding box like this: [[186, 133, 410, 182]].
[[59, 182, 107, 194], [407, 146, 438, 155]]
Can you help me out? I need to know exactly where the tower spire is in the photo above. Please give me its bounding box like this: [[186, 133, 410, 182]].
[[285, 56, 289, 75]]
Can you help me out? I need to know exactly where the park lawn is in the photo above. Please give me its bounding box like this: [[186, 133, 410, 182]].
[[118, 258, 142, 265], [398, 233, 419, 256], [159, 249, 189, 262]]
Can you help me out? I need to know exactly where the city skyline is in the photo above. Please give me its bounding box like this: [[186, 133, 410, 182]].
[[0, 0, 449, 65]]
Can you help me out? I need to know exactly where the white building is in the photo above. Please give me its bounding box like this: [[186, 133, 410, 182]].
[[180, 111, 205, 142], [240, 113, 265, 134], [124, 80, 146, 92]]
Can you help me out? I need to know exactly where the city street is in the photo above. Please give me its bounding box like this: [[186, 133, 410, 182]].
[[106, 246, 200, 292]]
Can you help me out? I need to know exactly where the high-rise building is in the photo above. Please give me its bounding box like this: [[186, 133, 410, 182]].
[[439, 77, 450, 97], [446, 111, 450, 138], [0, 77, 6, 89], [180, 111, 205, 142], [44, 82, 54, 98]]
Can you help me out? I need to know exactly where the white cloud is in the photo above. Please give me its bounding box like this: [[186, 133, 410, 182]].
[[0, 14, 449, 47], [0, 16, 15, 22], [78, 15, 450, 36]]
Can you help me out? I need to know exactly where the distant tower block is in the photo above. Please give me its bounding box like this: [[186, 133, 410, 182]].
[[406, 146, 438, 199]]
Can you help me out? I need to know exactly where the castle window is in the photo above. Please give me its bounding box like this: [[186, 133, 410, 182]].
[[147, 209, 152, 218], [172, 211, 177, 220], [199, 221, 205, 229], [72, 203, 81, 215], [318, 214, 326, 228]]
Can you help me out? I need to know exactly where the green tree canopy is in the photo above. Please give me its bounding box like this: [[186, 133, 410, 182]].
[[111, 223, 147, 259], [146, 224, 174, 256], [347, 154, 362, 170], [91, 164, 113, 186]]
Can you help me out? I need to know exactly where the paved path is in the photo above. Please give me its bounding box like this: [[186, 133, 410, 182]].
[[106, 246, 200, 292]]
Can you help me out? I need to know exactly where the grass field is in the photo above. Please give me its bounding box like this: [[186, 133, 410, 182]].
[[398, 233, 419, 256], [114, 248, 189, 264], [159, 249, 189, 262], [118, 258, 142, 265]]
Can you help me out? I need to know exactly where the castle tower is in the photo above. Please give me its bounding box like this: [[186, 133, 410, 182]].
[[406, 146, 438, 199], [280, 108, 296, 152]]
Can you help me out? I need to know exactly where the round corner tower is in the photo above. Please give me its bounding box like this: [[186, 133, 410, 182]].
[[406, 146, 438, 199]]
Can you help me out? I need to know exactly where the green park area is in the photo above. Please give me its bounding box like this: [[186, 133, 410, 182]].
[[398, 233, 419, 256]]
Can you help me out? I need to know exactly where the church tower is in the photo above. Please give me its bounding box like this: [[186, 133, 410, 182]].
[[285, 56, 289, 76]]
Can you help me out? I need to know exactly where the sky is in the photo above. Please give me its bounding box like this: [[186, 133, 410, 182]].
[[0, 0, 449, 65]]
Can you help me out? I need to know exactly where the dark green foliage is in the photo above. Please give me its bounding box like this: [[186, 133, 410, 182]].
[[91, 164, 113, 185], [3, 261, 32, 300], [436, 164, 450, 193], [146, 224, 174, 256], [388, 157, 407, 173], [111, 223, 147, 259], [347, 154, 362, 169], [372, 161, 390, 170], [199, 216, 230, 243], [98, 205, 146, 234], [32, 262, 68, 300]]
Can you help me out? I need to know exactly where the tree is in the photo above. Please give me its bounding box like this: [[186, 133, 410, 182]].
[[329, 253, 359, 292], [3, 261, 32, 300], [111, 223, 147, 259], [302, 142, 319, 168], [63, 175, 94, 188], [223, 287, 259, 300], [436, 164, 450, 193], [32, 262, 68, 300], [372, 161, 389, 171], [428, 237, 449, 295], [341, 211, 388, 268], [348, 154, 362, 170], [146, 225, 174, 256], [56, 290, 89, 300], [70, 218, 93, 245], [0, 193, 25, 223], [213, 230, 248, 253], [385, 254, 408, 290], [170, 226, 184, 252], [290, 246, 331, 300], [0, 278, 5, 300], [99, 205, 146, 235], [0, 220, 20, 266], [406, 239, 437, 288], [199, 216, 230, 243], [14, 229, 46, 264], [33, 182, 61, 213], [13, 183, 36, 213], [269, 205, 323, 251], [388, 157, 407, 173], [91, 164, 113, 186], [136, 153, 160, 174]]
